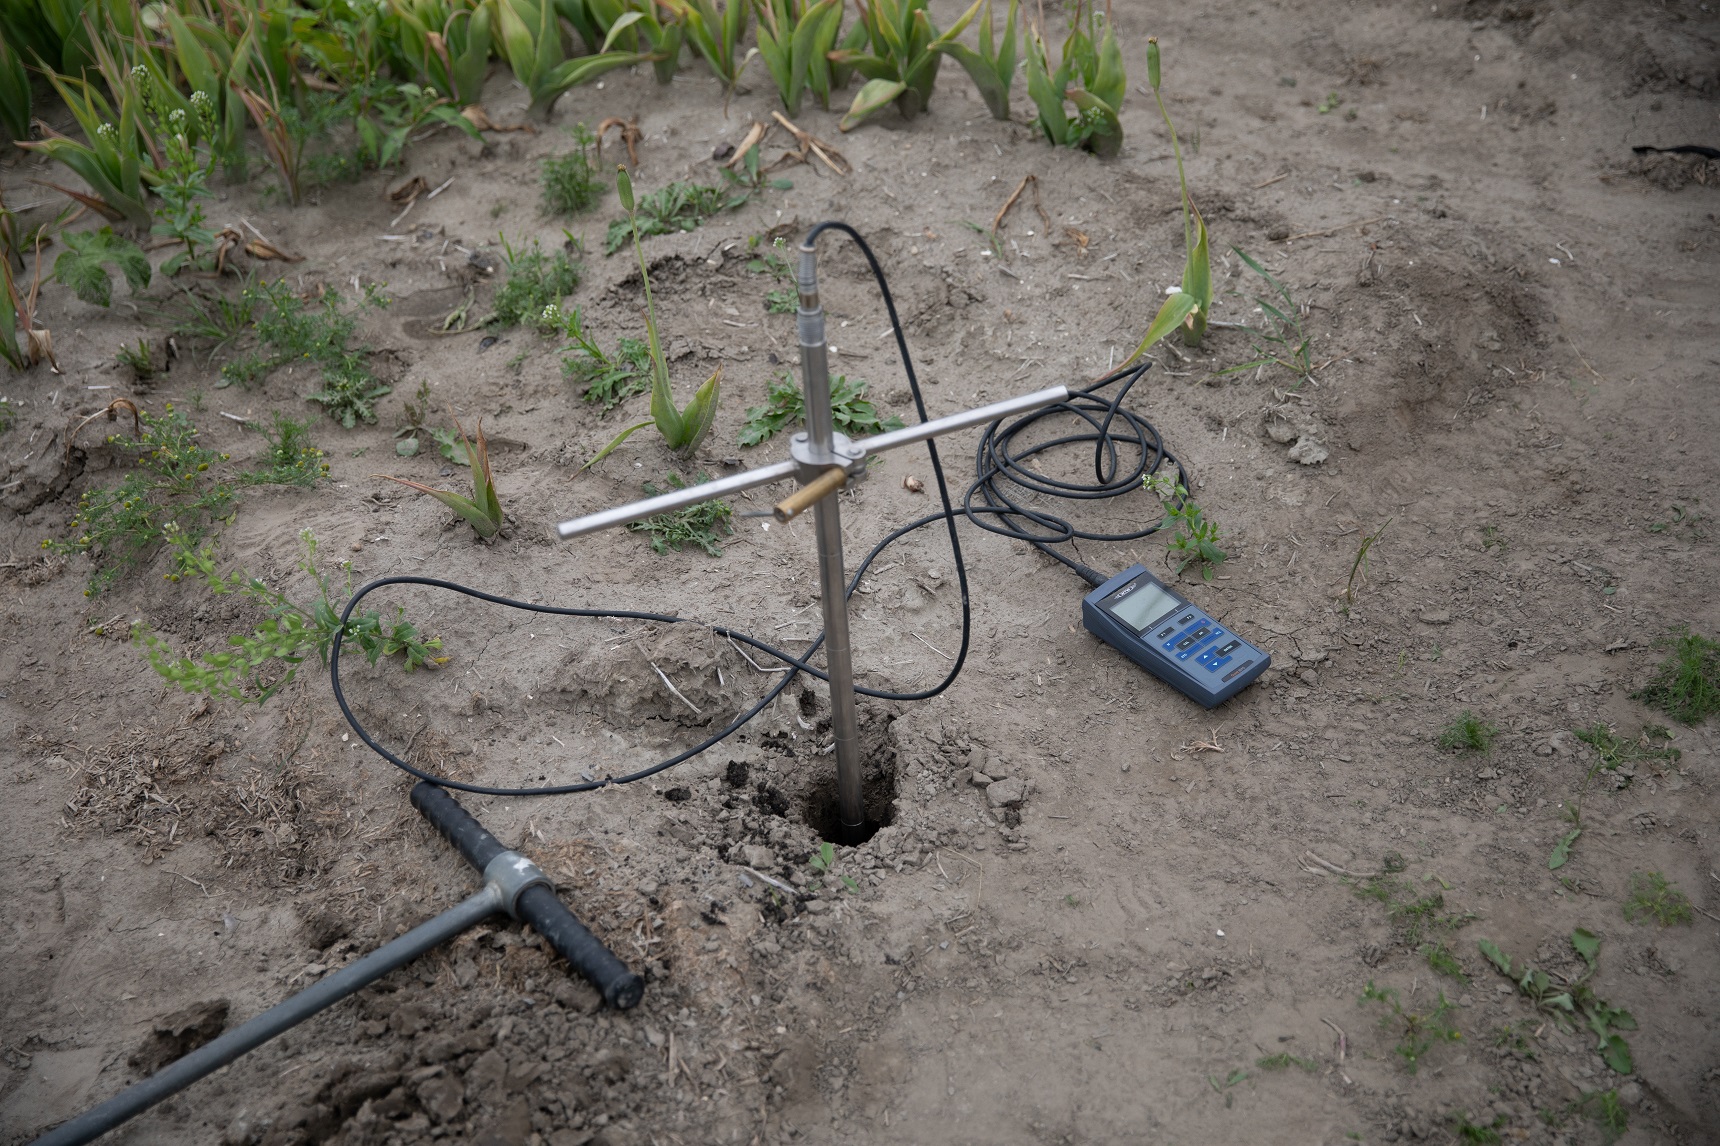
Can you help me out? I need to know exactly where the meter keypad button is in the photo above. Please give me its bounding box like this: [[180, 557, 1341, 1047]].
[[1177, 629, 1224, 661], [1174, 626, 1211, 652], [1195, 634, 1235, 666], [1206, 656, 1231, 673]]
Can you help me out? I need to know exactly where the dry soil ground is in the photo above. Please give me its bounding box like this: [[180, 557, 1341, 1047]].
[[3, 1, 1719, 1144]]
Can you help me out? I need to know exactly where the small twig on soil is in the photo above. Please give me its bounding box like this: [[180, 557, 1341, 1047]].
[[912, 632, 953, 661], [1253, 171, 1290, 189], [770, 112, 852, 175], [1301, 850, 1378, 879], [1321, 1016, 1348, 1061], [745, 866, 796, 895], [992, 174, 1037, 235], [162, 869, 211, 897], [1280, 216, 1388, 243], [649, 662, 702, 714], [218, 411, 252, 424], [1182, 728, 1223, 753]]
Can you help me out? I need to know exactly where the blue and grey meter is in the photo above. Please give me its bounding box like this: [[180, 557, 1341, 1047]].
[[1081, 564, 1270, 708]]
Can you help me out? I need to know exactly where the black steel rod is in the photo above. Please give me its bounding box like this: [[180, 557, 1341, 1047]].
[[30, 889, 502, 1146], [411, 782, 644, 1009]]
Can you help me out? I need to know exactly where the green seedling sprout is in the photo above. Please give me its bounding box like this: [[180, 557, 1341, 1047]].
[[375, 417, 505, 538], [1125, 37, 1211, 361], [585, 168, 723, 469]]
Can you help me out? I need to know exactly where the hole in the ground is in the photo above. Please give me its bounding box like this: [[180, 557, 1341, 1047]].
[[799, 706, 899, 845]]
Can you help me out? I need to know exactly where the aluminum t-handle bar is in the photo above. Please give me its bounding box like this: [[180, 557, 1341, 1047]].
[[554, 384, 1069, 541]]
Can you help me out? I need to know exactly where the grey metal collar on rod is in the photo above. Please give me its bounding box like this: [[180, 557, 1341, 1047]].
[[552, 223, 1070, 845]]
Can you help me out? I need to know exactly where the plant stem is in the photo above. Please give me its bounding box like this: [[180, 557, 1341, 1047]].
[[1153, 85, 1191, 254]]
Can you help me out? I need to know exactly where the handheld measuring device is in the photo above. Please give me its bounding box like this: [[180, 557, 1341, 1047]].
[[1082, 564, 1271, 709]]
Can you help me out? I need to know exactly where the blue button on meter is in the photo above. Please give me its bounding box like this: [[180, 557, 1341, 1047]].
[[1080, 565, 1270, 708]]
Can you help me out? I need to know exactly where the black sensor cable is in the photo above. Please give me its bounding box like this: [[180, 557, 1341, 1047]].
[[331, 226, 1186, 797]]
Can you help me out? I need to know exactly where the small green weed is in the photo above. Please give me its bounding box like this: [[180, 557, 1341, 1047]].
[[53, 226, 150, 307], [746, 236, 793, 280], [1550, 724, 1676, 869], [545, 303, 652, 412], [1222, 248, 1312, 383], [1481, 523, 1507, 553], [1451, 1111, 1506, 1145], [739, 373, 904, 447], [807, 841, 860, 894], [243, 412, 327, 487], [1478, 931, 1636, 1074], [170, 284, 254, 356], [393, 380, 433, 457], [1622, 871, 1693, 927], [1355, 876, 1474, 947], [604, 180, 745, 255], [1206, 1068, 1248, 1107], [1492, 1021, 1538, 1059], [115, 339, 157, 381], [1437, 710, 1497, 752], [1421, 941, 1468, 983], [1125, 37, 1209, 358], [1341, 517, 1391, 606], [136, 528, 443, 704], [627, 473, 733, 556], [490, 235, 583, 328], [1358, 981, 1461, 1073], [1318, 91, 1344, 114], [1646, 501, 1707, 539], [148, 92, 220, 276], [1143, 472, 1226, 580], [571, 337, 652, 411], [1254, 1052, 1316, 1072], [1632, 627, 1719, 725], [45, 404, 234, 595], [223, 281, 392, 428], [541, 123, 603, 215], [746, 236, 799, 313], [1572, 1090, 1628, 1144], [1575, 723, 1681, 774]]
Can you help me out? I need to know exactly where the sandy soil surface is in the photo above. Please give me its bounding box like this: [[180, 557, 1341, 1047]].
[[4, 1, 1719, 1144]]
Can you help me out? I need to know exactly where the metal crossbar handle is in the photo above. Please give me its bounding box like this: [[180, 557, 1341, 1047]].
[[554, 223, 1068, 842], [553, 385, 1068, 540]]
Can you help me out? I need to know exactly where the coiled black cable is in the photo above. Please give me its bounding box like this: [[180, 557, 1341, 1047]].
[[964, 360, 1188, 587], [330, 224, 1184, 797]]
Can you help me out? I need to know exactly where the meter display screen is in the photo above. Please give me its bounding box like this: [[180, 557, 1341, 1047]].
[[1104, 579, 1180, 634]]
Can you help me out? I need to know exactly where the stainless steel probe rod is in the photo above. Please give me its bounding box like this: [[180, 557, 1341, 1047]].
[[553, 230, 1069, 843]]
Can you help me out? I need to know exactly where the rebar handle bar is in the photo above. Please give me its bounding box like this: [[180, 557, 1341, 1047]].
[[411, 782, 644, 1009]]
